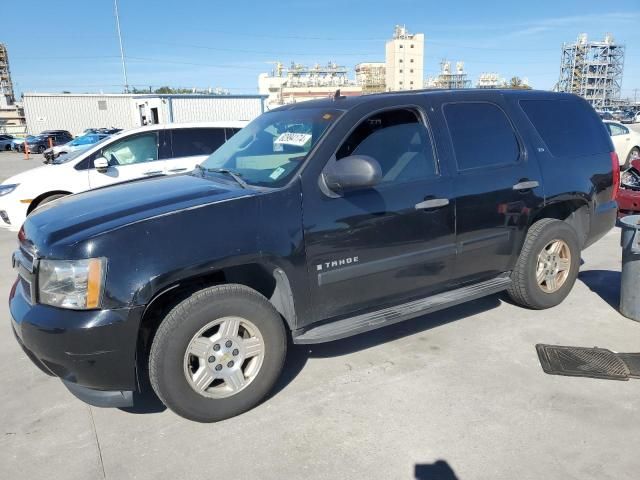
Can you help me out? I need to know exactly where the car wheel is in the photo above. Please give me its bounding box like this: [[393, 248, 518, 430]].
[[31, 193, 67, 213], [37, 145, 46, 154], [149, 284, 287, 422], [4, 145, 10, 151], [624, 147, 640, 169], [507, 218, 581, 310]]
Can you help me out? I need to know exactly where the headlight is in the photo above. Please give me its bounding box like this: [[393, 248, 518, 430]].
[[38, 258, 106, 309], [0, 184, 18, 197]]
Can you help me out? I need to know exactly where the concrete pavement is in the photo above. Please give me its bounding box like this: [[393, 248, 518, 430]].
[[0, 150, 639, 480]]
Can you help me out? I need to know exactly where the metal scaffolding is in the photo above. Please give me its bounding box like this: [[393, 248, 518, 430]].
[[557, 33, 625, 109], [0, 43, 15, 106], [424, 61, 471, 89]]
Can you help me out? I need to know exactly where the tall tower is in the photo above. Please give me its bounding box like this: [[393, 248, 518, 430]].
[[385, 25, 424, 92], [557, 33, 625, 108], [0, 43, 15, 106]]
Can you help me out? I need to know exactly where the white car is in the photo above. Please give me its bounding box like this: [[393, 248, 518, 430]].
[[604, 120, 640, 167], [0, 121, 246, 230]]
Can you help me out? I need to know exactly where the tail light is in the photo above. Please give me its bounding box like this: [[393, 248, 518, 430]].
[[611, 151, 620, 200]]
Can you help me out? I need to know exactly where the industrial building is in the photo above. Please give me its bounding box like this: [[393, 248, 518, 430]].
[[355, 62, 386, 93], [22, 93, 266, 136], [425, 61, 471, 89], [476, 73, 506, 89], [258, 61, 361, 110], [0, 43, 15, 107], [0, 43, 25, 135], [385, 25, 424, 91], [557, 33, 625, 108]]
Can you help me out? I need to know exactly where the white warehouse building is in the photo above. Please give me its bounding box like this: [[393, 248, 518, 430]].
[[22, 93, 267, 135]]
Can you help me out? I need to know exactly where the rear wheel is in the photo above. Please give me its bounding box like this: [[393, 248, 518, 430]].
[[149, 284, 287, 422], [37, 145, 46, 154], [508, 218, 581, 309]]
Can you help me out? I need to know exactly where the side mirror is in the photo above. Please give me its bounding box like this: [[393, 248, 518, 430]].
[[94, 156, 109, 173], [323, 155, 382, 194]]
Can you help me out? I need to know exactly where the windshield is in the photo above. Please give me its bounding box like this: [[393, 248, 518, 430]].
[[198, 107, 342, 187]]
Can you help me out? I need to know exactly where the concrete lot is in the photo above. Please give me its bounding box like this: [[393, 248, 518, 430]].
[[0, 149, 639, 480]]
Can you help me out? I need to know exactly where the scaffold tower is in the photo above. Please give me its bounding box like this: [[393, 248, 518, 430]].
[[557, 33, 625, 108]]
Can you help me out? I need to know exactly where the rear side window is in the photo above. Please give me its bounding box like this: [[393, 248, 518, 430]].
[[171, 128, 226, 158], [607, 123, 628, 136], [444, 102, 520, 170], [520, 99, 610, 157]]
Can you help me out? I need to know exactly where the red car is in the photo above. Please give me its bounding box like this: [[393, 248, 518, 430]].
[[618, 158, 640, 216]]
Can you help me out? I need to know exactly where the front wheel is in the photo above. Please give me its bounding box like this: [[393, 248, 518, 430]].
[[149, 284, 287, 422], [508, 218, 581, 309]]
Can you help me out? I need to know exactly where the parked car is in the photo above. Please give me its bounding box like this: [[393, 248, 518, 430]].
[[8, 90, 618, 422], [598, 111, 614, 121], [18, 131, 74, 154], [618, 158, 640, 215], [43, 133, 110, 162], [0, 121, 245, 229], [0, 134, 15, 151], [83, 127, 122, 135], [620, 110, 637, 124], [11, 136, 31, 151], [603, 120, 640, 167]]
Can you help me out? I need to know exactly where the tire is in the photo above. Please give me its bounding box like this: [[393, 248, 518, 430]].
[[31, 193, 67, 213], [37, 145, 46, 154], [149, 284, 287, 422], [624, 147, 640, 169], [508, 218, 581, 310]]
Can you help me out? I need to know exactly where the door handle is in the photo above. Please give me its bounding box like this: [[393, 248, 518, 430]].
[[143, 170, 163, 176], [512, 180, 539, 191], [415, 198, 449, 210], [168, 167, 188, 173]]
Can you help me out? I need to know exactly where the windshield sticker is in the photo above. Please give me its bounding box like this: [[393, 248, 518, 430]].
[[270, 166, 286, 180], [274, 132, 312, 148]]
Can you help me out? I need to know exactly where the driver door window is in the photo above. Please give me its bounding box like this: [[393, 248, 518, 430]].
[[88, 132, 166, 189], [102, 133, 159, 166], [335, 109, 438, 184]]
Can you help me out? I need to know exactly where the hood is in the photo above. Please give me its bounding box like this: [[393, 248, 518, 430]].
[[22, 174, 256, 250], [2, 162, 74, 187]]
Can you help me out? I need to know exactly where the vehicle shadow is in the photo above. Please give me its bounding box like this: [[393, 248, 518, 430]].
[[415, 460, 459, 480], [270, 294, 502, 399], [578, 269, 620, 310], [126, 295, 502, 415]]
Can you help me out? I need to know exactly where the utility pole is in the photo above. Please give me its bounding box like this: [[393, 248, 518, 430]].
[[114, 0, 129, 93]]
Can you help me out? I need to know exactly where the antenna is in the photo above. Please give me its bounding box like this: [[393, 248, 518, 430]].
[[114, 0, 129, 93]]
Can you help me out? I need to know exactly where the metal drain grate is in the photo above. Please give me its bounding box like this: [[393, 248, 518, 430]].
[[535, 344, 640, 381]]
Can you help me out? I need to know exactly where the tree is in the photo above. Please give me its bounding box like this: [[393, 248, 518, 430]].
[[508, 76, 532, 90]]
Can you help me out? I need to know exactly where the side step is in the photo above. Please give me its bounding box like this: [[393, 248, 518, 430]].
[[293, 274, 512, 344]]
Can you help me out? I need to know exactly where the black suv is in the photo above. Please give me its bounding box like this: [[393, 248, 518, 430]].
[[20, 130, 73, 154], [10, 90, 618, 422]]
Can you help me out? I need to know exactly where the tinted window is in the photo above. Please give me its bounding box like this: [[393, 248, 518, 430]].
[[171, 128, 226, 157], [520, 99, 610, 157], [444, 102, 520, 170], [101, 132, 158, 166], [336, 109, 437, 183]]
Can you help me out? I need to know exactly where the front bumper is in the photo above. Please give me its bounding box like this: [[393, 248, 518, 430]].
[[0, 198, 29, 231], [617, 189, 640, 216], [10, 278, 144, 407]]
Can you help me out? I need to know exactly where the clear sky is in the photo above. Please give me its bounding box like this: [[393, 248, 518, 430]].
[[3, 0, 640, 98]]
